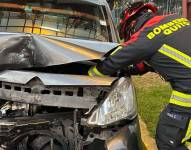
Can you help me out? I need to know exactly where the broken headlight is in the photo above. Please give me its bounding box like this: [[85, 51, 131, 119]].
[[87, 77, 137, 126]]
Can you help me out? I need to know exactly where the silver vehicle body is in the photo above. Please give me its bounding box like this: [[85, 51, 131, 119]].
[[0, 0, 142, 150]]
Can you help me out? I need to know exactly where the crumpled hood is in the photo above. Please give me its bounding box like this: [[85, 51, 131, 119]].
[[0, 32, 118, 69]]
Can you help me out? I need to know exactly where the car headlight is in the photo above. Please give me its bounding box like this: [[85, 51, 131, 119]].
[[87, 77, 137, 126]]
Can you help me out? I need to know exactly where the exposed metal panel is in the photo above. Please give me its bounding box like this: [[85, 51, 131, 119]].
[[0, 88, 97, 109], [0, 81, 111, 108], [0, 70, 116, 86]]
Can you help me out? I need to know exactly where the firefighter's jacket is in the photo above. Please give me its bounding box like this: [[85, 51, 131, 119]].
[[97, 14, 191, 100]]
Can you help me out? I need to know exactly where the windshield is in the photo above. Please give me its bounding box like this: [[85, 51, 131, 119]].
[[0, 1, 111, 42]]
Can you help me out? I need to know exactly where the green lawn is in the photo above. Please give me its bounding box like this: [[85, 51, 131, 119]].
[[132, 73, 171, 137]]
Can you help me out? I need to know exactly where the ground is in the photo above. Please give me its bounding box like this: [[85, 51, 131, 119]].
[[133, 73, 191, 150], [132, 72, 171, 137]]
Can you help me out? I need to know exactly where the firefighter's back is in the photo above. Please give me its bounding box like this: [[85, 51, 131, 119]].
[[147, 14, 191, 95]]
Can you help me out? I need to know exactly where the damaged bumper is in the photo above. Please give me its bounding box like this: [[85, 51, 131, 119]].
[[0, 73, 142, 150], [75, 117, 142, 150], [106, 118, 142, 150], [0, 116, 142, 150], [0, 70, 116, 109]]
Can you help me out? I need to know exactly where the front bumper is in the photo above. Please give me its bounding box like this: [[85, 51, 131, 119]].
[[0, 116, 143, 150], [85, 117, 143, 150]]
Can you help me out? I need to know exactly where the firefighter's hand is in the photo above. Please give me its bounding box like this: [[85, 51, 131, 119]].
[[88, 66, 106, 77]]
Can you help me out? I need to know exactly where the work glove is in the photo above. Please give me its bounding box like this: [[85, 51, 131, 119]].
[[88, 46, 123, 77], [88, 66, 106, 77], [128, 62, 155, 76]]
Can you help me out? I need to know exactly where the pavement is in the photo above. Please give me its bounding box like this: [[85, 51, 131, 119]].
[[139, 118, 158, 150]]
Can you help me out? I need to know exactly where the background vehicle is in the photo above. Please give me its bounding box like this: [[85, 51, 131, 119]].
[[0, 0, 142, 150]]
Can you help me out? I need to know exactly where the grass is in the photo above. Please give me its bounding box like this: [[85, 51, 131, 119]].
[[132, 73, 171, 137]]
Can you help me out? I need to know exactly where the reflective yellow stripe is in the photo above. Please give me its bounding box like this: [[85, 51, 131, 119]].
[[111, 46, 123, 56], [163, 44, 191, 62], [88, 69, 94, 77], [158, 49, 191, 68], [185, 141, 191, 148], [159, 44, 191, 68], [172, 90, 191, 99], [88, 66, 105, 77], [92, 66, 106, 77], [170, 90, 191, 107], [182, 120, 191, 143], [170, 98, 191, 107]]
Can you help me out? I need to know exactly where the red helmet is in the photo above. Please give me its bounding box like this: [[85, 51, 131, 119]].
[[118, 2, 158, 40]]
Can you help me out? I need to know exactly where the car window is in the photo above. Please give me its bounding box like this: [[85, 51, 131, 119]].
[[0, 1, 112, 42]]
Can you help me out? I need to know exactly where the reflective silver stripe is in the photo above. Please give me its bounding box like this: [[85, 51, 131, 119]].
[[170, 91, 191, 107], [162, 47, 191, 64], [159, 44, 191, 68]]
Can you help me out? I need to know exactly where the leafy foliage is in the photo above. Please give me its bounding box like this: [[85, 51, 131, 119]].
[[110, 0, 182, 25], [132, 73, 171, 137]]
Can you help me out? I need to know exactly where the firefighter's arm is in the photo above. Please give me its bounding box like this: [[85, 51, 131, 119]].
[[88, 61, 153, 77], [88, 31, 159, 77], [89, 18, 163, 76], [88, 43, 156, 77]]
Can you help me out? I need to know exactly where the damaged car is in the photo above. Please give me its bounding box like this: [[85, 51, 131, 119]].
[[0, 0, 143, 150]]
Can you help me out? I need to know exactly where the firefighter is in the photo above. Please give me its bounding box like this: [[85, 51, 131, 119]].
[[88, 1, 191, 150]]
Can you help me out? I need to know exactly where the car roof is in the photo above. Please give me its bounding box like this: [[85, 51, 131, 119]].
[[0, 0, 108, 5], [79, 0, 108, 5]]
